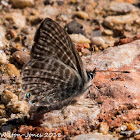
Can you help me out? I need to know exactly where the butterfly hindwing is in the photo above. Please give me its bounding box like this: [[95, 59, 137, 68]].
[[22, 57, 84, 108]]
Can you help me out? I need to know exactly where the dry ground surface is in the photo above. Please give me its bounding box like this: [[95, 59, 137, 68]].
[[0, 0, 140, 139]]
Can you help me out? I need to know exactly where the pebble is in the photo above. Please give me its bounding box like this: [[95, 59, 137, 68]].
[[12, 51, 30, 65], [42, 6, 58, 17], [0, 26, 6, 49], [6, 64, 20, 77], [0, 85, 4, 95], [81, 48, 91, 56], [91, 36, 105, 46], [103, 29, 113, 36], [65, 20, 86, 35], [7, 100, 30, 114], [91, 29, 102, 37], [99, 122, 109, 135], [1, 90, 18, 104], [75, 11, 89, 19], [10, 0, 34, 8], [5, 29, 17, 40], [125, 123, 135, 131], [110, 2, 137, 14], [0, 118, 8, 125], [56, 14, 69, 22], [121, 124, 127, 131], [70, 34, 91, 44], [0, 50, 7, 64], [0, 104, 5, 109], [104, 14, 139, 29], [0, 109, 7, 117], [44, 0, 54, 5], [6, 12, 26, 28]]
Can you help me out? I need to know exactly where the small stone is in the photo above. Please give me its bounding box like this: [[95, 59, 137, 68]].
[[135, 135, 140, 140], [124, 24, 132, 31], [71, 0, 77, 4], [75, 11, 89, 19], [121, 125, 127, 131], [12, 51, 30, 65], [6, 64, 20, 77], [0, 50, 7, 64], [1, 90, 18, 104], [57, 0, 64, 5], [0, 104, 5, 109], [0, 109, 7, 117], [7, 100, 30, 114], [14, 43, 23, 50], [81, 48, 91, 56], [91, 37, 105, 46], [44, 0, 54, 5], [110, 2, 137, 14], [65, 20, 86, 35], [125, 123, 135, 131], [94, 46, 99, 52], [99, 122, 109, 135], [0, 26, 6, 49], [0, 85, 4, 94], [70, 34, 91, 44], [56, 14, 69, 22], [5, 29, 17, 40], [76, 43, 90, 52], [10, 0, 34, 8], [6, 12, 26, 28], [103, 29, 113, 36], [104, 14, 139, 29], [0, 118, 8, 125], [91, 29, 102, 37], [42, 6, 58, 17], [102, 44, 109, 49]]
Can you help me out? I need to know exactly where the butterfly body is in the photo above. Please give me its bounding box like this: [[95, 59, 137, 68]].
[[21, 18, 94, 113]]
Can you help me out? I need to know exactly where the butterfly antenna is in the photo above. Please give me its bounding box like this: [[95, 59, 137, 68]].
[[96, 70, 131, 73]]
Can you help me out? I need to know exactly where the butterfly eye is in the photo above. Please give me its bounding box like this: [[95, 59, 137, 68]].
[[89, 73, 94, 80], [26, 92, 31, 99], [29, 100, 35, 105]]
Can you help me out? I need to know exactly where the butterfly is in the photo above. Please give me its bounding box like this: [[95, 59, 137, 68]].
[[21, 18, 95, 113]]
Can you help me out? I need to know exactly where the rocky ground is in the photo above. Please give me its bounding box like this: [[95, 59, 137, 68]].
[[0, 0, 140, 139]]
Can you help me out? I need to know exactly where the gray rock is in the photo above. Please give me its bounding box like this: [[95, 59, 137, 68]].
[[110, 2, 137, 14], [65, 20, 86, 35], [73, 133, 118, 140]]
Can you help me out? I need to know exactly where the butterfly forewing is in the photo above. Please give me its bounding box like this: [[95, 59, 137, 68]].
[[22, 18, 89, 111]]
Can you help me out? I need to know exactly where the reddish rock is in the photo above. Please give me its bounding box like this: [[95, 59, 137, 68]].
[[16, 40, 140, 139], [83, 40, 140, 128], [114, 34, 140, 46]]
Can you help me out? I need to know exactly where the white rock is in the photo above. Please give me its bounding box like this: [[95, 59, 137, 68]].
[[10, 0, 34, 8], [41, 6, 58, 17], [83, 40, 140, 70], [0, 26, 6, 49], [70, 34, 91, 44], [104, 14, 139, 29], [73, 133, 118, 140], [6, 12, 26, 28], [0, 50, 7, 64], [91, 37, 105, 46]]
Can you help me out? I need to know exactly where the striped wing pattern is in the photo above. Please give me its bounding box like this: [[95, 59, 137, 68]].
[[22, 18, 88, 112]]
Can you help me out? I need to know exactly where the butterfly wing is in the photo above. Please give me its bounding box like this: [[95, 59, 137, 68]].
[[31, 18, 88, 82], [22, 57, 84, 110], [22, 18, 89, 111]]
